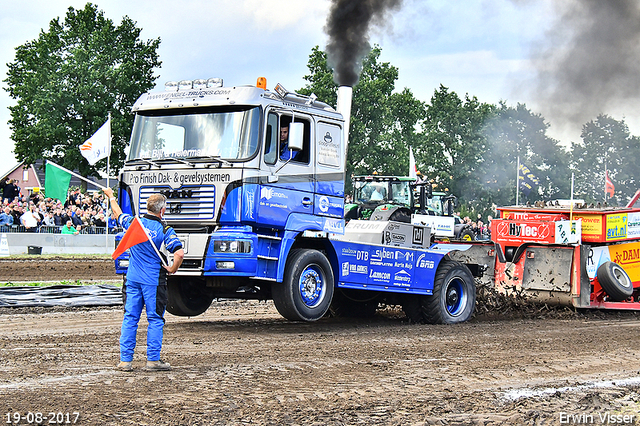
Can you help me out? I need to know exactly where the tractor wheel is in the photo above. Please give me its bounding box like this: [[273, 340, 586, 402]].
[[167, 277, 215, 317], [272, 249, 334, 321], [329, 288, 379, 318], [458, 228, 475, 241], [389, 209, 411, 223], [597, 261, 633, 302], [402, 260, 476, 324]]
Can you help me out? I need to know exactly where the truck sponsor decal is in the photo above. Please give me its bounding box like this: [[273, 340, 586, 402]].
[[395, 251, 414, 262], [412, 226, 424, 245], [341, 262, 369, 277], [333, 241, 442, 292], [260, 187, 287, 200], [417, 253, 436, 269], [323, 218, 345, 234], [146, 89, 231, 101], [259, 187, 288, 209], [341, 247, 357, 257], [369, 270, 391, 282], [371, 248, 395, 266], [244, 187, 255, 220], [319, 196, 330, 213], [128, 171, 231, 186], [394, 269, 412, 287], [317, 124, 341, 167], [152, 148, 203, 158]]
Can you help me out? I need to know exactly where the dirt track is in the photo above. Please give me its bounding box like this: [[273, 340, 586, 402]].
[[1, 258, 640, 425], [0, 257, 115, 283], [0, 301, 639, 425]]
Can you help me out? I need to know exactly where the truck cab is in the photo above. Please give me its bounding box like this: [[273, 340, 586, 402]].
[[116, 79, 347, 316]]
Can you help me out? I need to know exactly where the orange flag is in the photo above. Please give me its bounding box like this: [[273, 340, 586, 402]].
[[112, 216, 150, 260], [605, 170, 615, 197]]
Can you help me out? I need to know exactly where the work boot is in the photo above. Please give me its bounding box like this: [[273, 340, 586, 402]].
[[117, 361, 133, 371], [145, 360, 171, 371]]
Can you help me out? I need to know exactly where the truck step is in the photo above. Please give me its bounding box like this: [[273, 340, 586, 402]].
[[257, 255, 279, 261], [257, 234, 282, 241]]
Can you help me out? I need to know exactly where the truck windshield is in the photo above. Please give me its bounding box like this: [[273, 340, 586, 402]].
[[127, 106, 260, 161], [427, 195, 443, 215], [355, 182, 388, 203]]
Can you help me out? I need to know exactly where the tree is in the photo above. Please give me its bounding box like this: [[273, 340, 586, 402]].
[[571, 114, 640, 205], [482, 102, 571, 207], [4, 3, 161, 181], [420, 85, 494, 214], [299, 45, 425, 188]]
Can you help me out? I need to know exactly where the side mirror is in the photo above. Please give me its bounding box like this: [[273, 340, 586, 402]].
[[288, 122, 304, 151]]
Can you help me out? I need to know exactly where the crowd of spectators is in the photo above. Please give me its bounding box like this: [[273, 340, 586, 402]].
[[0, 178, 118, 234], [458, 213, 493, 240]]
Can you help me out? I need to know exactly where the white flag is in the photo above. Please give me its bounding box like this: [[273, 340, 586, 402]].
[[80, 117, 111, 165], [409, 146, 417, 179]]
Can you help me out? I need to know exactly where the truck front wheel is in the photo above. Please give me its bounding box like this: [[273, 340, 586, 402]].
[[166, 277, 215, 317], [272, 249, 334, 321], [402, 260, 475, 324]]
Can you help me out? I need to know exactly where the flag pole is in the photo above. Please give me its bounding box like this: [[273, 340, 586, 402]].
[[46, 160, 107, 190], [515, 156, 520, 206], [604, 154, 608, 203], [570, 172, 575, 221], [105, 112, 112, 251]]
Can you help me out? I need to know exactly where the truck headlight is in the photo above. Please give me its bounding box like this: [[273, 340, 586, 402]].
[[213, 240, 252, 253]]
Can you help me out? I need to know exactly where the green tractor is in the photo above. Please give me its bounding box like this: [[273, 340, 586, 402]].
[[344, 175, 475, 241], [344, 175, 418, 223]]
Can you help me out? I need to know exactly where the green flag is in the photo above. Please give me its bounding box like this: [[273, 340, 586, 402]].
[[45, 162, 72, 202]]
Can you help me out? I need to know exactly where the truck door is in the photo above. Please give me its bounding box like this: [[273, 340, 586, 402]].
[[314, 121, 344, 219], [257, 110, 315, 229]]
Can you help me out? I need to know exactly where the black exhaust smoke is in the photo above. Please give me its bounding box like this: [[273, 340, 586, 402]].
[[523, 0, 640, 132], [325, 0, 403, 86]]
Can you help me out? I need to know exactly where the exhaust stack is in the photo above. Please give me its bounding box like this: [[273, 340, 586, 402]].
[[336, 85, 353, 149]]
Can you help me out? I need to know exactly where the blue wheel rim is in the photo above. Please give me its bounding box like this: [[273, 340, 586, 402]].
[[298, 265, 325, 308], [445, 277, 467, 317]]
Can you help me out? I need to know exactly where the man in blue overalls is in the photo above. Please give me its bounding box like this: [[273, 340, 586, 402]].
[[104, 188, 184, 371]]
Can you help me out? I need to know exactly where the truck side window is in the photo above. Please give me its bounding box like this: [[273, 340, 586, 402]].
[[279, 115, 310, 164], [264, 112, 278, 165]]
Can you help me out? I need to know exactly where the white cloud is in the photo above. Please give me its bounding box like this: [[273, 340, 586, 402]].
[[0, 0, 638, 176]]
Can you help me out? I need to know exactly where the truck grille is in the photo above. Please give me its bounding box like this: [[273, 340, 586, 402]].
[[139, 185, 216, 220]]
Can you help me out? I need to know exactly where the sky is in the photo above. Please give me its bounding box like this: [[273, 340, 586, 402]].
[[1, 0, 639, 177]]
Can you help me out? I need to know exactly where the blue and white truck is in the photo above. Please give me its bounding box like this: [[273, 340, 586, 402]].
[[114, 78, 482, 323]]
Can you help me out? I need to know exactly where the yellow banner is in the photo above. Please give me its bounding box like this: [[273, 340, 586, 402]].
[[572, 213, 603, 241], [608, 241, 640, 282], [606, 213, 628, 241]]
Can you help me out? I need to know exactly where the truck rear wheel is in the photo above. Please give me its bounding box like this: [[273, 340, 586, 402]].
[[272, 249, 334, 321], [597, 261, 634, 302], [402, 260, 475, 324], [166, 277, 215, 317]]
